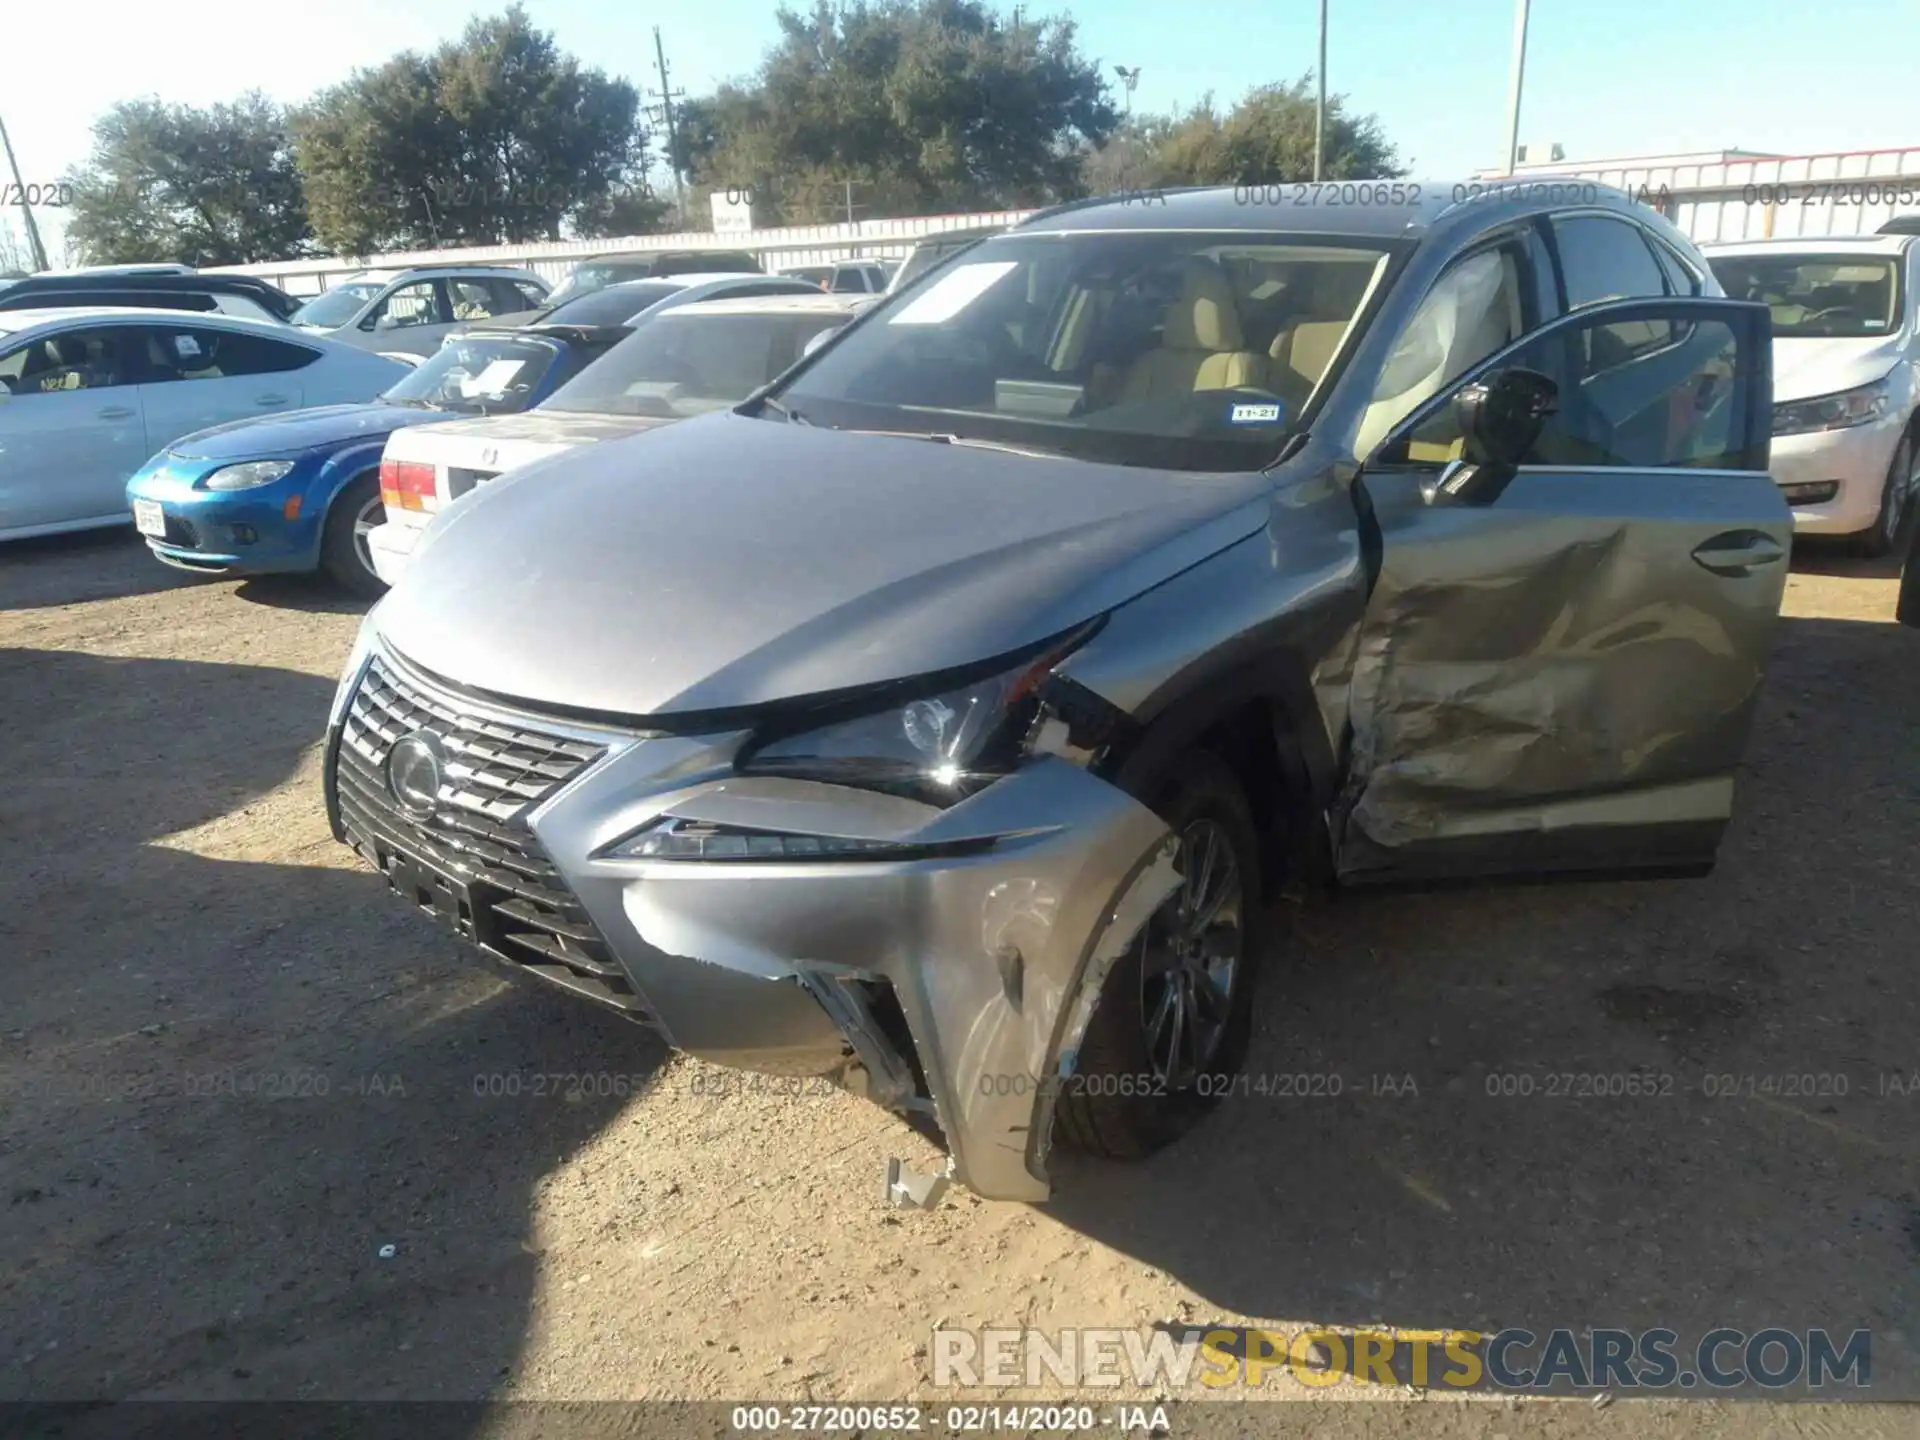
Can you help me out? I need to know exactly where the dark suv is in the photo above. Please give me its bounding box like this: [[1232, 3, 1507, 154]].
[[545, 250, 765, 306], [328, 181, 1789, 1202], [0, 271, 301, 322]]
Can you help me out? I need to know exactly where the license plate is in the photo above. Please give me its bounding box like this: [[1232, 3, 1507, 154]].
[[132, 498, 166, 538], [384, 849, 478, 940]]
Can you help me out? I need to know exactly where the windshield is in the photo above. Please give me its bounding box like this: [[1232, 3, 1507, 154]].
[[381, 333, 562, 414], [546, 261, 652, 306], [543, 281, 684, 327], [289, 282, 384, 329], [1709, 254, 1902, 338], [538, 310, 846, 419], [776, 232, 1392, 471]]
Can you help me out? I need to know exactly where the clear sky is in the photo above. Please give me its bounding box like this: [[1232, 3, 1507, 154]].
[[5, 0, 1916, 263]]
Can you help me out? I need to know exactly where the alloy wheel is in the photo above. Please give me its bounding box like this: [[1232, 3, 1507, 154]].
[[351, 494, 386, 582], [1137, 817, 1245, 1089]]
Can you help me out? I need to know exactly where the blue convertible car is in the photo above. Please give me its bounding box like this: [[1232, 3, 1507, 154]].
[[124, 323, 628, 595]]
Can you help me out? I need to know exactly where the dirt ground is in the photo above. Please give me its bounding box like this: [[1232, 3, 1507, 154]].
[[1, 530, 1916, 1437]]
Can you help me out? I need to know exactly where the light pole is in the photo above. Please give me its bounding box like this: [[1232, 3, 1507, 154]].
[[1503, 0, 1531, 173], [1313, 0, 1328, 181], [0, 113, 49, 273], [1113, 65, 1140, 121]]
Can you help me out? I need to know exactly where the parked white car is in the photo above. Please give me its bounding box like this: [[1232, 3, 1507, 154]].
[[0, 308, 408, 541], [287, 266, 551, 360], [366, 293, 871, 584], [1706, 234, 1920, 553]]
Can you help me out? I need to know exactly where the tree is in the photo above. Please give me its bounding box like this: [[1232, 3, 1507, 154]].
[[1101, 79, 1404, 191], [682, 0, 1119, 224], [296, 5, 653, 254], [59, 94, 313, 267]]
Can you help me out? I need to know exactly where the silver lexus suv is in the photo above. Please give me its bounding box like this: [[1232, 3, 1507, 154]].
[[326, 182, 1791, 1202]]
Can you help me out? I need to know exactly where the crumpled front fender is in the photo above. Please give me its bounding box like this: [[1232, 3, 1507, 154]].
[[527, 744, 1180, 1201]]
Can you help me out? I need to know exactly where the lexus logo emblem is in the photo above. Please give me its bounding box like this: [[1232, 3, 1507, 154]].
[[387, 730, 446, 818], [480, 447, 499, 466]]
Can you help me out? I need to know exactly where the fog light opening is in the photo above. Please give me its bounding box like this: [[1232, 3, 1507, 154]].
[[1781, 481, 1839, 506]]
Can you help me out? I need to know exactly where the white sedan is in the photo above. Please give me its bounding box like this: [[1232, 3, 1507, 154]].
[[0, 307, 409, 541]]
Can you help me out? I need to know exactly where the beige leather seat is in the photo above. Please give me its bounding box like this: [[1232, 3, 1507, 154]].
[[1112, 261, 1267, 403], [1268, 320, 1349, 409]]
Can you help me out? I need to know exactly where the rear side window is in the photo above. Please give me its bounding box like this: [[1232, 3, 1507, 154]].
[[1552, 216, 1670, 310], [139, 325, 320, 380]]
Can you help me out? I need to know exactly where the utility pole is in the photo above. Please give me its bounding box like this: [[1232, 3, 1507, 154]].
[[1313, 0, 1328, 181], [844, 179, 855, 226], [651, 27, 689, 223], [1503, 0, 1531, 173], [0, 113, 49, 273]]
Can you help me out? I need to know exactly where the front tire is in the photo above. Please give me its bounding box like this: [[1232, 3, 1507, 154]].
[[321, 473, 388, 599], [1055, 751, 1265, 1161], [1851, 432, 1916, 558]]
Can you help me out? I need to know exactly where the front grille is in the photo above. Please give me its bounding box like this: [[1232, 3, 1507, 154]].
[[333, 651, 651, 1019], [162, 513, 201, 549]]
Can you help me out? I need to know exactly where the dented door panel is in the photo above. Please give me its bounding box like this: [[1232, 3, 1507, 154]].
[[1339, 465, 1789, 880]]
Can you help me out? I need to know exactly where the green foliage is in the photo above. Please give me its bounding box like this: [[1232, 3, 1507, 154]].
[[1088, 79, 1405, 193], [47, 9, 1409, 266], [681, 0, 1118, 224], [295, 5, 653, 253], [60, 93, 312, 267]]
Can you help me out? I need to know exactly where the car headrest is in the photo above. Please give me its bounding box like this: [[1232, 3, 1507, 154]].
[[1163, 260, 1246, 352]]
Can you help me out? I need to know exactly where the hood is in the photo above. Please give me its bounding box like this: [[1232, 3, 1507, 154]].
[[169, 403, 448, 460], [375, 411, 1273, 717], [1770, 336, 1904, 402]]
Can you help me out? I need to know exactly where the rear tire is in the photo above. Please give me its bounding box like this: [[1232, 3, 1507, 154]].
[[1055, 751, 1265, 1161], [321, 473, 388, 599]]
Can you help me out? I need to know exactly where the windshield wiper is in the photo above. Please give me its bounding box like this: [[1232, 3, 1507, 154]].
[[756, 394, 812, 425], [863, 430, 1058, 459]]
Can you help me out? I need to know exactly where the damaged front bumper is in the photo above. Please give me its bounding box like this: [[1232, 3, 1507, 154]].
[[328, 644, 1178, 1202]]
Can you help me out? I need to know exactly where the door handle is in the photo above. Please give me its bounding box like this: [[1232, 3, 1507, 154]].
[[255, 393, 289, 406], [97, 406, 135, 420], [1691, 530, 1787, 576]]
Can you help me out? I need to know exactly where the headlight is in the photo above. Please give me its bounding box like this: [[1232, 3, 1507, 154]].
[[737, 630, 1095, 801], [1772, 379, 1891, 436], [202, 459, 296, 491]]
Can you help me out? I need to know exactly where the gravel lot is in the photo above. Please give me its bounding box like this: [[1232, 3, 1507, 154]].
[[1, 529, 1916, 1434]]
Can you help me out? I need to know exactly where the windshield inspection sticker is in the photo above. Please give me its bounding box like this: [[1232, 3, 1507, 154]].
[[1230, 401, 1285, 425]]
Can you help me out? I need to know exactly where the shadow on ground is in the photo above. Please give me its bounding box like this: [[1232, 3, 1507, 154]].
[[1046, 612, 1920, 1395], [0, 648, 665, 1412], [0, 531, 198, 611]]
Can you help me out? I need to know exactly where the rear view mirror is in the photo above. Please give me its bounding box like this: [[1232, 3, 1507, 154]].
[[1426, 366, 1557, 505]]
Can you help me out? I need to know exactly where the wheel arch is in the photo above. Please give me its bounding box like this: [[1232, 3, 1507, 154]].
[[1093, 655, 1338, 898]]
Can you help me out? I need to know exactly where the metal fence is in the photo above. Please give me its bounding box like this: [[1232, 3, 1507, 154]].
[[203, 147, 1920, 295], [207, 210, 1036, 295], [1523, 147, 1920, 244]]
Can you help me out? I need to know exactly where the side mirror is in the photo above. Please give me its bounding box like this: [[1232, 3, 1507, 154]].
[[1425, 366, 1557, 505], [801, 326, 839, 358]]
